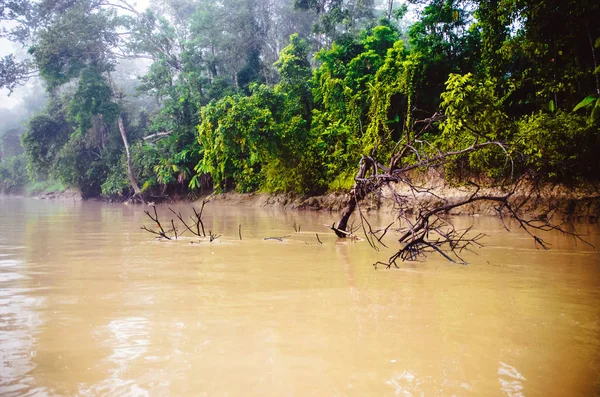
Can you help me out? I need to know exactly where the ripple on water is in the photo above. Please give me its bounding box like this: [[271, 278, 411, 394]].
[[498, 361, 526, 397], [0, 245, 25, 250], [78, 380, 150, 397], [0, 292, 45, 396], [0, 259, 22, 268], [78, 317, 151, 396]]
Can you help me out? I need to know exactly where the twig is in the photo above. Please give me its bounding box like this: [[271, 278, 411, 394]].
[[316, 233, 323, 245], [142, 207, 171, 240], [209, 231, 221, 242], [264, 235, 291, 241], [171, 219, 178, 239]]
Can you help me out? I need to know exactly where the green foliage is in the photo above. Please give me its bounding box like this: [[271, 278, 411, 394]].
[[21, 112, 70, 179], [0, 153, 28, 194], [573, 96, 598, 112], [515, 112, 600, 181], [407, 0, 480, 111], [101, 155, 129, 196], [573, 95, 600, 124], [362, 41, 418, 155], [6, 0, 600, 199], [24, 179, 66, 196], [54, 134, 106, 198], [68, 67, 119, 137], [440, 73, 513, 142], [30, 2, 118, 89], [310, 23, 406, 183], [437, 73, 516, 178], [275, 34, 312, 89], [197, 87, 277, 193]]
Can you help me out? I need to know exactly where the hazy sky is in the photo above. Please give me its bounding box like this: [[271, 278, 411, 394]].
[[0, 0, 150, 110], [0, 37, 32, 110]]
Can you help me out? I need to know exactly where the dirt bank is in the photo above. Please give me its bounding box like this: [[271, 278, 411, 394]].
[[206, 178, 600, 222], [36, 189, 82, 201]]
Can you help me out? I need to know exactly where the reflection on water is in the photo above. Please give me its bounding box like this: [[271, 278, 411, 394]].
[[498, 361, 526, 397], [0, 196, 599, 396]]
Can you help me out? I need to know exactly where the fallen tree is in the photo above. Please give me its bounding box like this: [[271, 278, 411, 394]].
[[333, 113, 591, 268]]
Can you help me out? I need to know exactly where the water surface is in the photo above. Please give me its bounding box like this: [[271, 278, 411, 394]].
[[1, 197, 599, 396]]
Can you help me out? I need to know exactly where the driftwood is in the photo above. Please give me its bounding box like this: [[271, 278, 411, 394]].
[[264, 235, 291, 242], [334, 113, 592, 267], [208, 231, 221, 242], [168, 197, 210, 237], [141, 206, 172, 240], [141, 197, 213, 241]]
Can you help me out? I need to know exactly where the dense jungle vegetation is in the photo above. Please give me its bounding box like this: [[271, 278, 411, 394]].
[[0, 0, 599, 198]]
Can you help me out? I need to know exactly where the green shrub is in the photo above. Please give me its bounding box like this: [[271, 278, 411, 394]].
[[515, 111, 600, 182], [0, 154, 28, 194]]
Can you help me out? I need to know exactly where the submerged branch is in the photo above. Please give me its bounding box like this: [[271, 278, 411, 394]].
[[335, 114, 591, 268]]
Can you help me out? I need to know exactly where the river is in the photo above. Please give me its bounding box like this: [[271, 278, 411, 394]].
[[0, 197, 599, 396]]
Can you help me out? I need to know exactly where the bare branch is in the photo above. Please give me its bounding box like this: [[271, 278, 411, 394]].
[[142, 206, 171, 240], [334, 112, 592, 268]]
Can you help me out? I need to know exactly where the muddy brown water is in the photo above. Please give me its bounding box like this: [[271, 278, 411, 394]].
[[1, 197, 599, 396]]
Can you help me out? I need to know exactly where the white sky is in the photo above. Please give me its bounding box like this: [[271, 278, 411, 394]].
[[0, 36, 32, 110]]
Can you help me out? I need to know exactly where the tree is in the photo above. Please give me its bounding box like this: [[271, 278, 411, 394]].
[[21, 0, 143, 196], [332, 109, 588, 267], [21, 111, 70, 179]]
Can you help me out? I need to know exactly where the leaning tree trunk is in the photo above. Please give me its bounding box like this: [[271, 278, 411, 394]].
[[334, 156, 370, 237], [117, 115, 142, 196]]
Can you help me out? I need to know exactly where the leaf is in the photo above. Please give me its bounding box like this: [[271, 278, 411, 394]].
[[592, 100, 600, 123], [189, 175, 200, 190], [548, 100, 555, 112], [573, 96, 597, 112], [594, 65, 600, 75]]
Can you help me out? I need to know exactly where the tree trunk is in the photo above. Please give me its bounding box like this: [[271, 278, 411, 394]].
[[587, 25, 600, 95], [118, 115, 142, 196], [386, 0, 394, 20], [335, 156, 370, 236]]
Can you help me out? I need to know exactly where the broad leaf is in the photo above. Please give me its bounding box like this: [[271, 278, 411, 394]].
[[573, 96, 597, 111], [592, 99, 600, 122]]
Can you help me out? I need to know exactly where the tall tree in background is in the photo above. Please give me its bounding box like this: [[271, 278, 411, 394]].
[[5, 0, 144, 196]]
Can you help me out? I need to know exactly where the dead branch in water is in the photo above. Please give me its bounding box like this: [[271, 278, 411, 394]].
[[167, 197, 211, 237], [264, 235, 291, 242], [171, 219, 178, 239], [334, 113, 592, 268], [142, 197, 216, 241], [209, 231, 221, 242], [141, 206, 171, 240]]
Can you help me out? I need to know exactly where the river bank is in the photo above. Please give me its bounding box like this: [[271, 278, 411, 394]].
[[16, 177, 600, 222], [205, 177, 600, 222]]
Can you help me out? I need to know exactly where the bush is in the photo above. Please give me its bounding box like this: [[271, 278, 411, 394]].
[[515, 111, 600, 182], [0, 154, 28, 194]]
